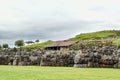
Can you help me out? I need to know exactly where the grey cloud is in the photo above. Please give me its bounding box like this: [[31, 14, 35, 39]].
[[0, 20, 118, 40], [0, 0, 120, 47]]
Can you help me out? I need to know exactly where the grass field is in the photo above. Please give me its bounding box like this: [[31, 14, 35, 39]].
[[0, 66, 119, 80]]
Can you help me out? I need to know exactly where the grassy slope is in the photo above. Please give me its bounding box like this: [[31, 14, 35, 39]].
[[22, 40, 53, 49], [113, 39, 120, 45], [22, 30, 120, 49], [0, 66, 119, 80], [70, 30, 120, 41]]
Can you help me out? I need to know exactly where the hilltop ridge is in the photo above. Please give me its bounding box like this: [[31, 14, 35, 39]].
[[70, 30, 120, 41]]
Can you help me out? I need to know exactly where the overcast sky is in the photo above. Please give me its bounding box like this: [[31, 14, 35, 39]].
[[0, 0, 120, 46]]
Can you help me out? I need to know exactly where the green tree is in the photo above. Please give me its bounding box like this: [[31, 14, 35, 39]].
[[15, 40, 24, 47], [2, 43, 9, 49], [25, 41, 34, 45], [15, 40, 24, 53], [35, 39, 39, 43]]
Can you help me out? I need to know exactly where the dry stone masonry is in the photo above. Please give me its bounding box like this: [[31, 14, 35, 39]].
[[0, 40, 120, 68]]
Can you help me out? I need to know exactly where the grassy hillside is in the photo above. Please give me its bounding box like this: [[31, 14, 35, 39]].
[[0, 66, 119, 80], [22, 30, 120, 49], [70, 30, 120, 41], [22, 40, 53, 49], [113, 39, 120, 45]]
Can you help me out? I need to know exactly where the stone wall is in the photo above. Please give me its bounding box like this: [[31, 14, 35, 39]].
[[0, 41, 120, 68]]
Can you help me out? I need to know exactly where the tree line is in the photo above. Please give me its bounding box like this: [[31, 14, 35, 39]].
[[0, 39, 39, 49]]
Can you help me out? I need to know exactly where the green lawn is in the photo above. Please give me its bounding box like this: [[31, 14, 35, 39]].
[[0, 66, 119, 80]]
